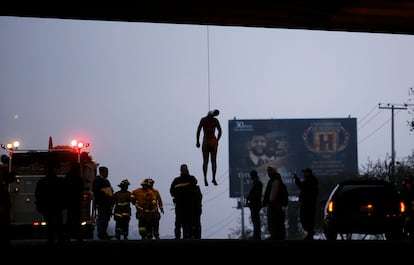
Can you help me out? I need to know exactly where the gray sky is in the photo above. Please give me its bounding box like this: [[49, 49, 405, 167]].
[[1, 16, 413, 239]]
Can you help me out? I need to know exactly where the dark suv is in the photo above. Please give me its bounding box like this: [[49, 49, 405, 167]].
[[323, 178, 405, 240]]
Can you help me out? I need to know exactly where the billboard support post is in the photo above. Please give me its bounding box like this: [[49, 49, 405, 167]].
[[240, 173, 245, 239]]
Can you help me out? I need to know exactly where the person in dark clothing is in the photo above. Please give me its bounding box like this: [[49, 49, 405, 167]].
[[0, 155, 15, 248], [263, 166, 286, 240], [294, 168, 319, 240], [170, 164, 198, 239], [193, 185, 203, 239], [35, 166, 66, 245], [64, 161, 84, 243], [112, 179, 132, 240], [196, 109, 222, 186], [0, 179, 11, 247], [92, 166, 114, 240], [401, 178, 414, 240], [246, 170, 263, 240]]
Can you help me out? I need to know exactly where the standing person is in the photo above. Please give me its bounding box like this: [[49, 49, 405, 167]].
[[92, 166, 114, 240], [0, 155, 15, 248], [0, 175, 11, 248], [35, 165, 66, 245], [193, 184, 203, 239], [262, 166, 287, 240], [196, 109, 222, 186], [294, 168, 319, 240], [170, 164, 198, 239], [63, 161, 84, 244], [246, 170, 263, 240], [147, 178, 164, 239], [131, 179, 158, 240], [112, 179, 132, 240]]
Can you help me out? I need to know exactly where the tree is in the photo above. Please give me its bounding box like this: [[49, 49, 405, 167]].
[[408, 87, 414, 132], [359, 151, 414, 190]]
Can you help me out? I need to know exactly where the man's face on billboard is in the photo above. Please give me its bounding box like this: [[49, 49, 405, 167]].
[[249, 135, 267, 156]]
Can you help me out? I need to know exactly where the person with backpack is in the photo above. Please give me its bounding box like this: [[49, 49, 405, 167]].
[[294, 168, 319, 240], [263, 166, 288, 240]]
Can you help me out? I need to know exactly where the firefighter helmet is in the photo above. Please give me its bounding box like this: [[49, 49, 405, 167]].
[[118, 179, 130, 188], [140, 178, 151, 186], [147, 178, 155, 186]]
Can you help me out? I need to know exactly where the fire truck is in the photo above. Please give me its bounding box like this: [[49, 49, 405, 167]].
[[4, 138, 97, 239]]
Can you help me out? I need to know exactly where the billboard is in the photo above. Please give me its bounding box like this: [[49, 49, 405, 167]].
[[228, 118, 358, 198]]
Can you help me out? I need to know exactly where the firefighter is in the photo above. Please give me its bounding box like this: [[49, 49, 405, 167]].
[[147, 178, 164, 239], [131, 179, 158, 239], [112, 179, 132, 240]]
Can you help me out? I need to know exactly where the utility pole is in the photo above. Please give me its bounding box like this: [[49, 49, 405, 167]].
[[378, 103, 408, 181]]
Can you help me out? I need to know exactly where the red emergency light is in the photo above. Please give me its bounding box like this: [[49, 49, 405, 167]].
[[71, 140, 90, 150]]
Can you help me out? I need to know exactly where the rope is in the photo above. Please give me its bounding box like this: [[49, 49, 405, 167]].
[[207, 26, 211, 111]]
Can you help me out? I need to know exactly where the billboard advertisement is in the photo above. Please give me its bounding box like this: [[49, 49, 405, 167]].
[[228, 118, 358, 198]]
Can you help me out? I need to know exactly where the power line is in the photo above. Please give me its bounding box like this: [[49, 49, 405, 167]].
[[359, 104, 380, 123], [358, 112, 396, 144], [358, 108, 383, 130]]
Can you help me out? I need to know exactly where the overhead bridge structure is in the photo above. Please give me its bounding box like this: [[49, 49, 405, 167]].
[[4, 1, 414, 35]]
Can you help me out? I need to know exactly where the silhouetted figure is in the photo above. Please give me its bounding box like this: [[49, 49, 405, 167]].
[[401, 178, 414, 240], [0, 155, 15, 248], [193, 185, 203, 239], [113, 179, 132, 240], [0, 179, 11, 247], [263, 166, 286, 240], [196, 109, 222, 186], [35, 166, 66, 245], [246, 170, 263, 240], [147, 178, 164, 239], [170, 164, 198, 239], [294, 168, 319, 240], [92, 166, 114, 240], [64, 161, 84, 243]]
